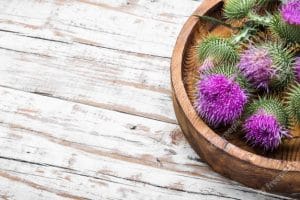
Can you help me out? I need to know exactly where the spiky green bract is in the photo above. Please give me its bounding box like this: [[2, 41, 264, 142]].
[[256, 0, 273, 5], [205, 65, 252, 92], [266, 42, 295, 90], [197, 36, 238, 65], [245, 97, 289, 128], [224, 0, 256, 20], [270, 14, 300, 43], [286, 84, 300, 124]]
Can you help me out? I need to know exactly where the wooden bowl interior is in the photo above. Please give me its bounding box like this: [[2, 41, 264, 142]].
[[182, 2, 300, 161]]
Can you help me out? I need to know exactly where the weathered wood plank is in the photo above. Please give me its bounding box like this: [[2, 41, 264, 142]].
[[0, 171, 69, 200], [0, 31, 176, 123], [0, 85, 199, 175], [0, 0, 201, 122], [0, 87, 290, 200], [0, 0, 200, 57], [0, 158, 288, 200]]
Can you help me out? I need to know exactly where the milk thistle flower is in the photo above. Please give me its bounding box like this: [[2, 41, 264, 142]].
[[238, 43, 295, 91], [244, 111, 288, 151], [238, 46, 274, 91], [197, 36, 238, 65], [243, 98, 289, 151], [224, 0, 256, 20], [280, 0, 300, 25], [196, 74, 248, 127]]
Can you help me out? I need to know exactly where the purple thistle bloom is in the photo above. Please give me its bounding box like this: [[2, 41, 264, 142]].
[[238, 47, 275, 91], [295, 57, 300, 83], [280, 0, 300, 25], [243, 111, 288, 151], [199, 58, 214, 73], [196, 74, 248, 127]]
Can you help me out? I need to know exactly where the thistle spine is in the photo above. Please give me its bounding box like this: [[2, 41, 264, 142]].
[[224, 0, 256, 20], [286, 84, 300, 124], [267, 42, 295, 90], [270, 14, 300, 43], [245, 97, 289, 127], [197, 36, 238, 65]]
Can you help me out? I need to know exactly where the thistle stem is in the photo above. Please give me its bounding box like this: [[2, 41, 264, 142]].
[[247, 12, 272, 26]]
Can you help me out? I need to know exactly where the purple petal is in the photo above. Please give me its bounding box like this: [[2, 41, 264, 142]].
[[243, 111, 287, 151], [196, 74, 248, 127], [238, 47, 274, 91], [281, 0, 300, 25]]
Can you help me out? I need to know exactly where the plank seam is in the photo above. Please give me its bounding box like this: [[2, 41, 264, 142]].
[[0, 84, 178, 125]]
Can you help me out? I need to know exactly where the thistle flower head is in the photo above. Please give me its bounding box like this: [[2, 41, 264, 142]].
[[205, 65, 252, 92], [224, 0, 256, 19], [295, 57, 300, 83], [244, 98, 289, 151], [196, 74, 248, 127], [271, 14, 300, 43], [243, 110, 288, 151], [239, 43, 295, 91], [197, 36, 238, 65], [280, 0, 300, 25], [286, 84, 300, 124], [238, 46, 275, 91], [267, 43, 295, 90]]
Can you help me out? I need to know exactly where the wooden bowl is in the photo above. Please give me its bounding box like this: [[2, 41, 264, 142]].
[[171, 0, 300, 196]]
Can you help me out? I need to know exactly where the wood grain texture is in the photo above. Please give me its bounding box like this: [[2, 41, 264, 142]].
[[0, 30, 176, 123], [171, 0, 300, 196], [0, 87, 288, 200], [0, 0, 200, 57], [0, 0, 293, 199], [0, 0, 199, 124]]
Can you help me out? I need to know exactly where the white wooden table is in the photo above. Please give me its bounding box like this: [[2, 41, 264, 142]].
[[0, 1, 292, 199]]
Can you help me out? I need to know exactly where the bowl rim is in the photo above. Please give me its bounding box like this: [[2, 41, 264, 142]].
[[171, 0, 300, 172]]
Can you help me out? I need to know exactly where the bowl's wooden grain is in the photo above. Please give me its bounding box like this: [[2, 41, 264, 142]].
[[171, 0, 300, 195]]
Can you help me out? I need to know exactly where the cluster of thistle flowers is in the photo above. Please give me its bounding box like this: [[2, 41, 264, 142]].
[[195, 0, 300, 151]]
